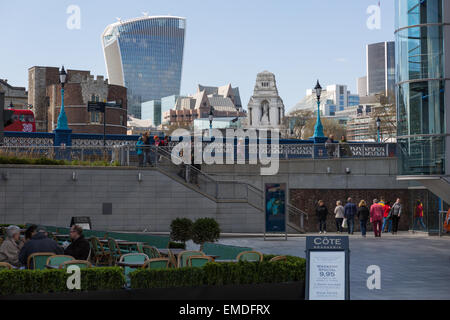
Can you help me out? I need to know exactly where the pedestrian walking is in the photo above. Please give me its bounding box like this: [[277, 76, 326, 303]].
[[136, 136, 144, 167], [334, 200, 345, 233], [143, 132, 151, 166], [316, 200, 329, 234], [390, 198, 402, 234], [382, 201, 393, 233], [370, 199, 384, 237], [413, 200, 426, 231], [344, 197, 357, 234], [357, 200, 370, 237]]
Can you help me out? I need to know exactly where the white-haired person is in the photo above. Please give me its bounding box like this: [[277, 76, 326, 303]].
[[0, 225, 24, 268]]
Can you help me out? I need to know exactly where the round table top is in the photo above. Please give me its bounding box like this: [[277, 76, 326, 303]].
[[117, 261, 146, 268], [158, 249, 184, 256]]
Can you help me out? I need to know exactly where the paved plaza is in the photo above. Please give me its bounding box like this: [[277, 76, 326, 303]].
[[201, 233, 450, 300]]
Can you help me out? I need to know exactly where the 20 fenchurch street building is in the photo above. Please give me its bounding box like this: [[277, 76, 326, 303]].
[[102, 15, 186, 119]]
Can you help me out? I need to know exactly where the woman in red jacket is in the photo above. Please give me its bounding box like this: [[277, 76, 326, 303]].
[[413, 200, 426, 231]]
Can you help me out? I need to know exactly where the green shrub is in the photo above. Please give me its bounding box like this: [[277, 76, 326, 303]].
[[0, 267, 125, 295], [191, 218, 221, 250], [170, 218, 193, 245], [130, 255, 306, 289], [0, 155, 118, 167]]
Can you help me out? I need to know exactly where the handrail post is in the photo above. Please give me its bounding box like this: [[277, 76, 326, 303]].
[[301, 213, 304, 230], [216, 181, 219, 199]]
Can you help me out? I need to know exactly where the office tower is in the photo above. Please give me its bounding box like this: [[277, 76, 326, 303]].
[[102, 15, 186, 119], [367, 41, 395, 96]]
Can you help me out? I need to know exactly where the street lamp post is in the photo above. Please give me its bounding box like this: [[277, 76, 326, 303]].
[[376, 117, 381, 143], [53, 66, 72, 149], [312, 80, 325, 139], [56, 66, 69, 130]]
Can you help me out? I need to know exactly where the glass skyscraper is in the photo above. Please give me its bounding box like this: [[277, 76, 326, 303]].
[[102, 16, 186, 119], [395, 0, 448, 177], [367, 41, 395, 96]]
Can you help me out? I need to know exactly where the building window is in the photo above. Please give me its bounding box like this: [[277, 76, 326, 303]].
[[90, 112, 101, 124]]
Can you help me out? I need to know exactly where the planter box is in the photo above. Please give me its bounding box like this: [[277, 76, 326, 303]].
[[1, 281, 305, 300]]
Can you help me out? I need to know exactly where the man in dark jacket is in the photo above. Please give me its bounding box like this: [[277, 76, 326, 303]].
[[64, 225, 90, 260], [19, 226, 63, 268], [344, 197, 357, 235]]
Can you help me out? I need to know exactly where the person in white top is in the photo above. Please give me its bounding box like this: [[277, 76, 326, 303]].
[[334, 200, 345, 233]]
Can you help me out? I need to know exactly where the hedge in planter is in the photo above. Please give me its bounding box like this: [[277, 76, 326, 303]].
[[130, 255, 305, 289], [0, 267, 125, 296]]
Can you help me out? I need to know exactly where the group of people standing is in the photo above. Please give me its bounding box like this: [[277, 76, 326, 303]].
[[316, 197, 404, 237], [136, 133, 169, 167], [325, 135, 352, 158]]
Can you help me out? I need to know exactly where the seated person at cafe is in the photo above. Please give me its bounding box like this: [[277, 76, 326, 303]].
[[64, 225, 90, 260], [0, 225, 24, 268], [19, 226, 63, 268]]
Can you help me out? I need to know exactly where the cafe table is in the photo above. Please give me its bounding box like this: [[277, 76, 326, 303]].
[[116, 261, 147, 268]]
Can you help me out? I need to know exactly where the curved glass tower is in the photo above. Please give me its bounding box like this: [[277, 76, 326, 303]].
[[395, 0, 449, 176], [102, 16, 186, 119]]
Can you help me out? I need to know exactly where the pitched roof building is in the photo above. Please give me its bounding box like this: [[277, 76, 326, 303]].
[[163, 84, 246, 126]]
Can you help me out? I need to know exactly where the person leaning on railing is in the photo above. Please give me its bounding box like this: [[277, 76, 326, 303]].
[[325, 135, 336, 158], [136, 136, 144, 167]]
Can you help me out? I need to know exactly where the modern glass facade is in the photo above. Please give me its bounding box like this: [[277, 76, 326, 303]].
[[395, 0, 448, 175], [367, 41, 395, 96], [102, 16, 186, 119], [141, 100, 161, 126]]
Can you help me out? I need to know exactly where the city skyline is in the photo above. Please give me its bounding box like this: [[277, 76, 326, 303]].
[[0, 0, 395, 112]]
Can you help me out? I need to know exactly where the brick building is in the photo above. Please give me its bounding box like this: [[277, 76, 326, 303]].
[[0, 79, 28, 109], [28, 66, 127, 134]]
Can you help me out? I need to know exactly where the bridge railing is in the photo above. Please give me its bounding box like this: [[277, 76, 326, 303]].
[[159, 142, 396, 162]]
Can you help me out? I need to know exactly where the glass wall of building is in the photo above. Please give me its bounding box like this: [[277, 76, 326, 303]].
[[367, 41, 395, 96], [102, 16, 186, 119], [395, 0, 447, 175]]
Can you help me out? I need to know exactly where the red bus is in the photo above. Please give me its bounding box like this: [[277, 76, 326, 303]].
[[4, 109, 36, 132]]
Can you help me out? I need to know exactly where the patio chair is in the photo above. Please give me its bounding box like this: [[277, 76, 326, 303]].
[[89, 237, 109, 266], [106, 238, 127, 265], [142, 258, 170, 270], [0, 262, 13, 270], [177, 251, 205, 268], [59, 260, 92, 269], [236, 251, 263, 262], [167, 249, 178, 268], [46, 255, 74, 268], [142, 245, 161, 259], [119, 253, 149, 280], [187, 255, 214, 267], [269, 255, 287, 262], [27, 252, 57, 270], [136, 243, 144, 253]]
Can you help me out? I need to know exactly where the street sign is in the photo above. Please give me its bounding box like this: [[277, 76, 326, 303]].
[[264, 183, 287, 240], [87, 101, 105, 113], [305, 236, 350, 300]]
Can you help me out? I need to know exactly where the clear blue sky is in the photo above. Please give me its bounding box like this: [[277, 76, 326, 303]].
[[0, 0, 395, 111]]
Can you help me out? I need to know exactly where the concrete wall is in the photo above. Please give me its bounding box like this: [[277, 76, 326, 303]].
[[0, 166, 263, 233], [202, 158, 419, 191]]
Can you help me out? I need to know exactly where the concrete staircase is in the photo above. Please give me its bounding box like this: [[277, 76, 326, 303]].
[[153, 147, 308, 233]]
